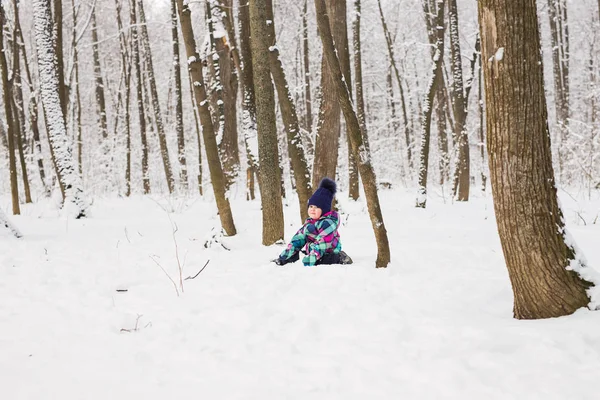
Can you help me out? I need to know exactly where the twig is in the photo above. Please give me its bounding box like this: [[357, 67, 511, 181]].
[[150, 255, 180, 296], [185, 260, 210, 280]]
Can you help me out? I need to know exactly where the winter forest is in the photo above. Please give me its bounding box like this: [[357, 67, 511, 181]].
[[2, 0, 600, 398]]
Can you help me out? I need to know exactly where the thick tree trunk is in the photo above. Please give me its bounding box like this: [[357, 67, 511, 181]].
[[138, 0, 175, 194], [170, 0, 187, 189], [130, 0, 150, 194], [0, 6, 20, 215], [176, 0, 236, 236], [207, 0, 239, 189], [34, 0, 87, 218], [416, 0, 446, 208], [249, 0, 284, 244], [478, 0, 593, 319], [238, 0, 259, 200], [315, 0, 391, 269], [449, 0, 470, 201], [265, 0, 312, 222], [312, 0, 342, 189]]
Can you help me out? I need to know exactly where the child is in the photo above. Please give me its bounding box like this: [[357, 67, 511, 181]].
[[274, 178, 353, 266]]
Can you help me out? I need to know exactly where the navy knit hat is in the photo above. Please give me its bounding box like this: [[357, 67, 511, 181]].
[[308, 178, 336, 214]]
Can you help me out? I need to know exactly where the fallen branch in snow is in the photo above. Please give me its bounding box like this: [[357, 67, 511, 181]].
[[150, 255, 180, 296], [120, 314, 147, 333], [185, 260, 210, 280], [0, 208, 22, 238]]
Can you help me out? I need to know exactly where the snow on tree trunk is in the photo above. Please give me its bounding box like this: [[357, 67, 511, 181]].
[[34, 0, 87, 218], [0, 207, 22, 238]]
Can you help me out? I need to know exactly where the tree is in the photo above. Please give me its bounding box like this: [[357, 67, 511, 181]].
[[314, 0, 391, 268], [0, 3, 20, 215], [176, 0, 236, 236], [249, 0, 284, 244], [138, 0, 175, 194], [0, 207, 21, 238], [90, 4, 109, 142], [238, 0, 259, 200], [34, 0, 87, 218], [416, 0, 446, 208], [265, 0, 312, 222], [170, 0, 187, 189], [448, 0, 470, 201], [478, 0, 594, 319]]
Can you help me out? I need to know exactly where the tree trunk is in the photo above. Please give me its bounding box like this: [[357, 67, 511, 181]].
[[130, 0, 150, 194], [302, 0, 313, 135], [249, 0, 284, 244], [10, 16, 32, 204], [188, 76, 203, 196], [0, 5, 20, 215], [16, 24, 48, 194], [138, 0, 175, 194], [353, 0, 371, 157], [265, 0, 312, 222], [170, 0, 187, 190], [0, 206, 22, 238], [70, 0, 83, 176], [478, 0, 593, 319], [206, 0, 239, 189], [312, 0, 342, 189], [90, 5, 108, 142], [238, 0, 259, 201], [478, 52, 486, 193], [416, 0, 446, 208], [547, 0, 570, 181], [176, 0, 236, 236], [448, 0, 470, 201], [377, 0, 412, 174], [53, 0, 68, 118], [34, 0, 87, 218], [315, 0, 391, 269]]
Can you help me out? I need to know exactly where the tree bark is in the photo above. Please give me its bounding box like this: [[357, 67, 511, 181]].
[[249, 0, 284, 244], [170, 0, 187, 189], [416, 0, 446, 208], [448, 0, 470, 201], [53, 0, 68, 118], [10, 10, 32, 204], [34, 0, 87, 218], [265, 0, 312, 222], [130, 0, 150, 194], [302, 0, 313, 135], [0, 4, 20, 215], [176, 0, 236, 236], [312, 0, 342, 189], [90, 5, 108, 142], [377, 0, 412, 174], [478, 0, 593, 319], [238, 0, 259, 200], [315, 0, 391, 269], [70, 0, 83, 176], [138, 0, 175, 194]]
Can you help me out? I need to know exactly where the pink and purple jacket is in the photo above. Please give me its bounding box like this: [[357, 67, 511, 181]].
[[278, 210, 342, 266]]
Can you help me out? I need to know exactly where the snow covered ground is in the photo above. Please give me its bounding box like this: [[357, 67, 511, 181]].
[[2, 188, 600, 399]]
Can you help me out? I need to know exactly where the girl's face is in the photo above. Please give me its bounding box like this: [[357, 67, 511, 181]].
[[308, 205, 322, 219]]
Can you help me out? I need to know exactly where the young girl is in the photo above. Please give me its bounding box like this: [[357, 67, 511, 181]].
[[274, 178, 352, 266]]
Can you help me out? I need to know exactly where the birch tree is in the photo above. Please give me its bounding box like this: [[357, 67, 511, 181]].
[[34, 0, 87, 218]]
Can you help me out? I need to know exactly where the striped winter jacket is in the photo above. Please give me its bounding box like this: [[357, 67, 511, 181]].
[[278, 210, 342, 266]]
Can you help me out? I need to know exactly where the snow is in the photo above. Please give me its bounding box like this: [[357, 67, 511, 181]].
[[2, 190, 600, 399]]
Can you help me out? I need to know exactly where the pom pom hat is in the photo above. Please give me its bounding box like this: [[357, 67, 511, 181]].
[[308, 178, 336, 215]]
